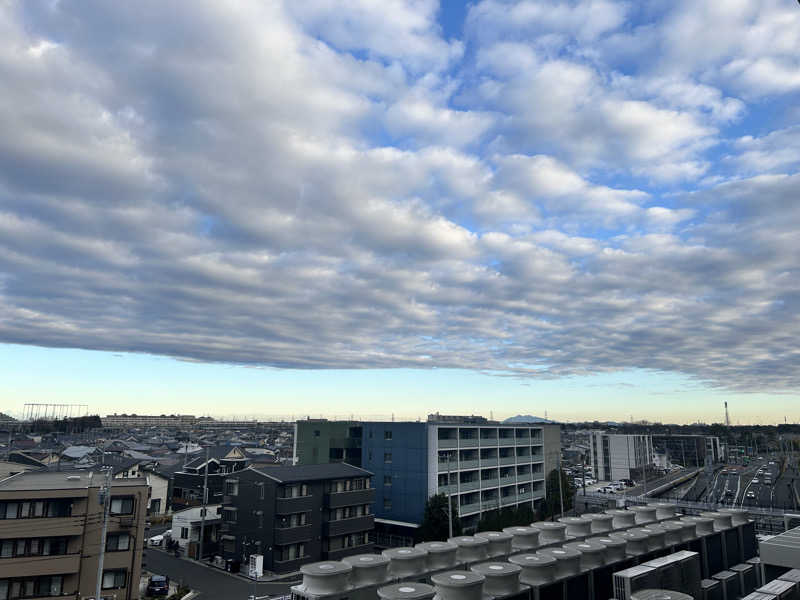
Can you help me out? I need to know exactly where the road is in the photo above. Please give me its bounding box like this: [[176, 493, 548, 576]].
[[145, 548, 296, 599]]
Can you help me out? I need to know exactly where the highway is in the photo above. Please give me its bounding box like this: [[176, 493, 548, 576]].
[[700, 456, 799, 511]]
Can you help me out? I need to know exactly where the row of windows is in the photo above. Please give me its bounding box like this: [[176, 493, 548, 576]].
[[0, 576, 63, 599], [275, 542, 306, 562], [277, 512, 308, 528], [328, 478, 369, 493], [326, 532, 369, 551], [0, 500, 71, 520], [329, 504, 370, 521], [0, 538, 68, 559], [101, 569, 127, 590], [279, 484, 309, 498]]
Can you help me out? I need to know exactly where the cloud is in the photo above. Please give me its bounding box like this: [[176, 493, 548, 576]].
[[0, 0, 799, 395]]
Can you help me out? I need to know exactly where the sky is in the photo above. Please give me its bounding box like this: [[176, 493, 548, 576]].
[[1, 1, 799, 424]]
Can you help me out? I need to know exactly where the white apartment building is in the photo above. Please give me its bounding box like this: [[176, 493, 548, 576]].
[[589, 431, 653, 483]]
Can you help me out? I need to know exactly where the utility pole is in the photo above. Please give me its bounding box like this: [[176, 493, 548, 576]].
[[198, 447, 209, 561], [446, 451, 453, 539], [94, 468, 112, 600], [557, 453, 565, 518]]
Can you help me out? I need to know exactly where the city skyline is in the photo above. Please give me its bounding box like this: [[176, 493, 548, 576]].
[[1, 1, 799, 422]]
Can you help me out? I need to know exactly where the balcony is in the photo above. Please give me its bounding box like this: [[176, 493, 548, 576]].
[[499, 475, 516, 487], [276, 495, 315, 514], [457, 459, 479, 470], [479, 456, 498, 467], [479, 437, 498, 447], [325, 488, 374, 509], [515, 437, 531, 445], [497, 436, 515, 447], [515, 454, 531, 464], [437, 438, 458, 449], [437, 484, 457, 495], [499, 456, 516, 466], [480, 478, 499, 489], [459, 502, 481, 515], [275, 524, 314, 545], [0, 516, 85, 537], [500, 495, 518, 507], [459, 480, 480, 492], [0, 553, 80, 579], [517, 491, 533, 501], [324, 515, 374, 537], [458, 438, 479, 449], [481, 500, 500, 511]]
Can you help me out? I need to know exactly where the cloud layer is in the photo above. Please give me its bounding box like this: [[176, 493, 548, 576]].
[[1, 0, 799, 391]]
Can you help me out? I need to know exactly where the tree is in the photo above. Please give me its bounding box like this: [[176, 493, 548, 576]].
[[418, 493, 461, 542], [476, 503, 534, 532], [542, 469, 575, 519]]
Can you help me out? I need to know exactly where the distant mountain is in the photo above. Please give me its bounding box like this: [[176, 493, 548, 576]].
[[504, 414, 555, 424]]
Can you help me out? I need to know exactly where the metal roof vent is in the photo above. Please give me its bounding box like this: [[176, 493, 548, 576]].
[[630, 590, 694, 600], [588, 536, 626, 562], [475, 530, 513, 557], [342, 553, 391, 586], [681, 516, 713, 535], [559, 516, 592, 537], [378, 582, 436, 600], [508, 553, 556, 586], [630, 505, 658, 524], [609, 530, 649, 556], [503, 525, 540, 550], [636, 525, 667, 551], [383, 547, 428, 580], [66, 475, 81, 481], [430, 570, 484, 600], [298, 561, 352, 595], [447, 536, 489, 563], [677, 520, 697, 542], [586, 512, 615, 533], [536, 546, 582, 578], [531, 521, 567, 544], [648, 502, 677, 520], [415, 542, 457, 570], [718, 508, 749, 526], [606, 509, 637, 529], [564, 540, 606, 569], [470, 562, 524, 597], [700, 511, 733, 531], [658, 521, 684, 546]]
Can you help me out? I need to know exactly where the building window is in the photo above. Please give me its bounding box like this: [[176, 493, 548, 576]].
[[258, 483, 265, 500], [224, 480, 238, 496], [110, 497, 134, 515], [384, 430, 392, 440], [383, 498, 392, 510], [0, 500, 69, 519], [106, 532, 131, 552], [314, 430, 320, 437], [180, 527, 189, 539], [276, 543, 306, 562], [102, 570, 127, 589], [384, 452, 392, 463], [383, 475, 392, 486], [0, 576, 62, 598]]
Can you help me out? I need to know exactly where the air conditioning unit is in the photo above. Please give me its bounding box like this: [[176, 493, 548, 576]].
[[731, 563, 757, 597], [630, 590, 693, 600], [613, 565, 659, 600], [701, 578, 722, 600], [711, 570, 738, 600], [757, 579, 800, 599], [642, 555, 683, 592]]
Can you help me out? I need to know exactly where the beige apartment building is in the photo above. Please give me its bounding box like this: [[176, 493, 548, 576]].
[[0, 470, 148, 600]]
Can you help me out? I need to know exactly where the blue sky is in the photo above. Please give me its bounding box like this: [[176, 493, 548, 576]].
[[0, 1, 799, 423]]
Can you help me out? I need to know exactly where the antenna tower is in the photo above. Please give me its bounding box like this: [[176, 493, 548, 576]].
[[724, 401, 731, 427]]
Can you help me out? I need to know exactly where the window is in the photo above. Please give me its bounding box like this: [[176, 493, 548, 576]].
[[383, 498, 392, 510], [180, 527, 189, 539], [107, 532, 131, 552], [224, 480, 238, 496], [384, 452, 392, 463], [368, 450, 373, 461], [313, 430, 320, 437], [110, 497, 134, 515], [258, 483, 265, 500], [257, 512, 263, 529], [102, 570, 127, 589], [0, 576, 62, 599], [383, 475, 392, 486], [384, 430, 392, 440]]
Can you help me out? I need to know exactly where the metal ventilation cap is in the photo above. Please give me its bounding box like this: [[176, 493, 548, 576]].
[[630, 590, 694, 600]]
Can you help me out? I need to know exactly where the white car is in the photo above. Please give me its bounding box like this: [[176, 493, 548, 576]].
[[752, 478, 759, 484], [746, 491, 756, 498]]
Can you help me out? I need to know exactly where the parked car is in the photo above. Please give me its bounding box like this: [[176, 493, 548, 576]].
[[146, 575, 170, 597]]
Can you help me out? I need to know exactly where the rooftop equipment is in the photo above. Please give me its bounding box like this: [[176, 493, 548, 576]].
[[447, 536, 489, 563], [682, 516, 715, 535], [508, 553, 556, 586], [630, 590, 694, 600], [430, 570, 484, 600], [586, 512, 615, 533], [530, 521, 567, 544], [470, 562, 526, 598], [756, 579, 799, 599], [587, 535, 627, 562], [564, 540, 606, 569], [648, 502, 677, 520], [607, 508, 637, 529], [701, 578, 723, 600], [731, 563, 757, 597], [503, 526, 540, 550], [700, 512, 734, 531], [377, 583, 436, 600], [613, 565, 660, 600], [296, 561, 353, 596], [610, 530, 650, 556], [414, 542, 457, 571], [630, 505, 658, 524], [712, 570, 738, 600], [719, 508, 749, 526], [475, 530, 513, 557], [343, 554, 391, 586], [536, 547, 582, 578], [559, 515, 592, 537], [383, 548, 428, 580]]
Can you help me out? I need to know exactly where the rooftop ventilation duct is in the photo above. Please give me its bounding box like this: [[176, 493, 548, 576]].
[[298, 562, 353, 595], [648, 503, 676, 520], [536, 546, 582, 578], [718, 508, 749, 526], [470, 562, 524, 597], [609, 530, 649, 556], [630, 506, 658, 524], [343, 554, 391, 586], [635, 525, 667, 551], [475, 530, 513, 557], [700, 511, 733, 531], [415, 542, 458, 571], [606, 509, 637, 529], [447, 536, 489, 563], [630, 590, 694, 600], [430, 570, 484, 600], [564, 540, 607, 569], [531, 521, 567, 544], [508, 553, 557, 585], [588, 536, 626, 562], [586, 512, 615, 533], [503, 526, 540, 550], [677, 520, 697, 542], [377, 583, 436, 600], [657, 521, 684, 546], [383, 548, 428, 580], [559, 516, 592, 537], [681, 516, 714, 535]]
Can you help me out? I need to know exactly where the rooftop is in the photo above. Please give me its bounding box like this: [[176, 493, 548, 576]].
[[0, 470, 147, 491], [251, 462, 371, 483]]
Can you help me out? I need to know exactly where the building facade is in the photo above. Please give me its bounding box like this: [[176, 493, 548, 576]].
[[651, 434, 723, 467], [293, 420, 363, 467], [220, 463, 374, 574], [0, 470, 148, 600], [589, 431, 654, 482], [172, 446, 250, 511], [101, 414, 197, 428]]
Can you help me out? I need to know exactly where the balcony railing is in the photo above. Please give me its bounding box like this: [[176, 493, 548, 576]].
[[325, 488, 374, 509]]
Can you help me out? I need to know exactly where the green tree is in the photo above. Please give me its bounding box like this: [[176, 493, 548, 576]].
[[477, 504, 534, 532], [419, 493, 461, 542], [542, 469, 575, 519]]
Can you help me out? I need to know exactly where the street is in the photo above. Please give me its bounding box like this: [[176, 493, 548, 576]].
[[145, 548, 297, 599]]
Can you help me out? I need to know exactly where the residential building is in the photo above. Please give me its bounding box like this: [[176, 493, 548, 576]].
[[172, 446, 250, 511], [0, 470, 148, 600], [296, 416, 562, 533], [102, 414, 197, 428], [589, 431, 654, 482], [220, 463, 374, 574], [651, 434, 723, 467], [171, 504, 222, 558], [293, 420, 363, 467]]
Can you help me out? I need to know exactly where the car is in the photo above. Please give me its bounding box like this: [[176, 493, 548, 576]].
[[148, 534, 165, 546], [146, 575, 170, 597], [746, 491, 756, 498], [600, 486, 614, 493], [752, 478, 759, 484]]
